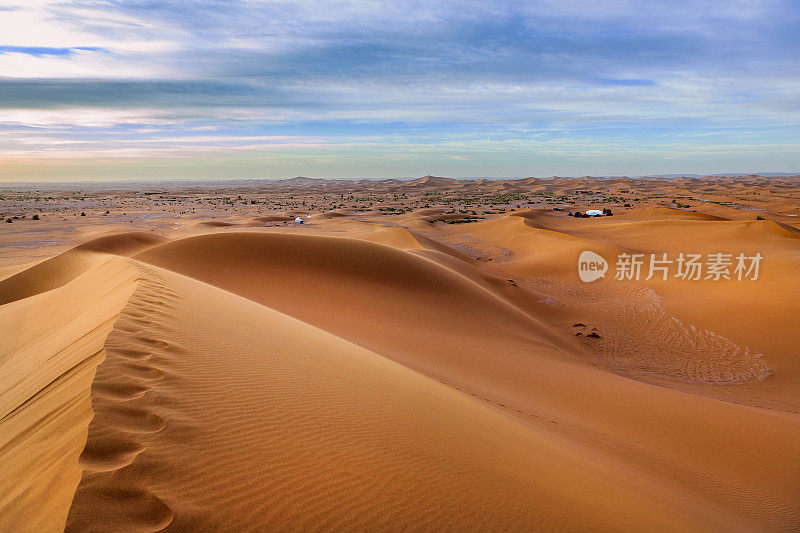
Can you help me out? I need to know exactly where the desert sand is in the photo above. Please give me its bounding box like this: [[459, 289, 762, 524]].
[[1, 175, 799, 531]]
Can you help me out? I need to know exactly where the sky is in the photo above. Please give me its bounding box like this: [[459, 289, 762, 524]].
[[0, 0, 799, 181]]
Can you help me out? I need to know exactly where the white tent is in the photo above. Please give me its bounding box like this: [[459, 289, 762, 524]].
[[294, 217, 304, 224], [585, 209, 603, 216]]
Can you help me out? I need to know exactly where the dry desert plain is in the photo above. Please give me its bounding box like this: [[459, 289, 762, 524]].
[[1, 175, 800, 531]]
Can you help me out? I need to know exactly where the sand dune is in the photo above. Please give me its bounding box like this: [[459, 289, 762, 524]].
[[65, 262, 725, 531], [2, 177, 799, 530], [0, 255, 137, 531], [0, 232, 163, 306]]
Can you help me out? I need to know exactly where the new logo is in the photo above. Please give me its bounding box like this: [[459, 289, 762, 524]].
[[578, 250, 608, 282]]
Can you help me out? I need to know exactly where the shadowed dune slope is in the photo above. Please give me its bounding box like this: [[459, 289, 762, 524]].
[[135, 232, 576, 364], [322, 219, 474, 261]]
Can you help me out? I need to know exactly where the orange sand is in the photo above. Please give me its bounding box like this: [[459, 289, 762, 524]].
[[1, 176, 798, 531]]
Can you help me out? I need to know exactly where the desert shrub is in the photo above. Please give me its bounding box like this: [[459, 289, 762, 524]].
[[32, 214, 39, 220]]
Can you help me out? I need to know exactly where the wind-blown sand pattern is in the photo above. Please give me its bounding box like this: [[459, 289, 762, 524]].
[[0, 254, 138, 531], [1, 176, 799, 531]]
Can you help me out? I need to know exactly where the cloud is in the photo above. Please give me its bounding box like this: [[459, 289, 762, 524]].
[[0, 45, 106, 56], [0, 0, 798, 178], [595, 78, 657, 87]]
